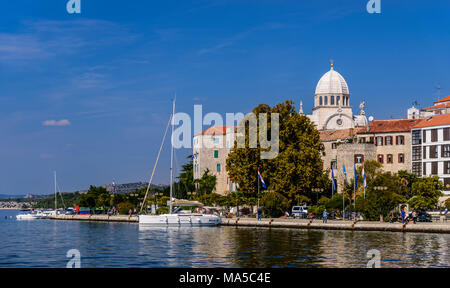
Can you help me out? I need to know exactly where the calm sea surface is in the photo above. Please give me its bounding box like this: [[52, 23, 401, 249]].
[[1, 210, 449, 268]]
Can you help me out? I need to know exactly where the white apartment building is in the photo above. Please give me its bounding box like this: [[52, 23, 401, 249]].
[[411, 113, 450, 198]]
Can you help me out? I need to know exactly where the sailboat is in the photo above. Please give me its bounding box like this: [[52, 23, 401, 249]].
[[17, 172, 58, 220], [138, 99, 221, 226]]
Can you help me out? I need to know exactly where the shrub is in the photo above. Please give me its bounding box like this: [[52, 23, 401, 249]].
[[156, 207, 169, 215], [445, 198, 450, 209], [261, 192, 289, 217], [118, 201, 134, 215]]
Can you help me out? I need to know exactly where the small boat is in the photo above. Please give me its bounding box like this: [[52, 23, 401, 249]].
[[139, 201, 221, 226], [138, 99, 221, 227], [16, 210, 39, 220]]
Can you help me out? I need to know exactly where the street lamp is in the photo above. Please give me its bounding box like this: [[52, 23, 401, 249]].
[[312, 188, 324, 204]]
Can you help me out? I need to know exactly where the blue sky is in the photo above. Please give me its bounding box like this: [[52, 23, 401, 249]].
[[0, 0, 449, 195]]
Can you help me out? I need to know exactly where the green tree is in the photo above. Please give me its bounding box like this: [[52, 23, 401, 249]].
[[226, 100, 325, 205], [260, 191, 289, 217], [195, 169, 217, 195], [409, 176, 443, 209]]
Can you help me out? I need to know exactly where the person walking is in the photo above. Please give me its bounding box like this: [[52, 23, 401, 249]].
[[401, 209, 406, 224], [257, 207, 262, 221], [322, 209, 328, 223], [412, 210, 417, 224]]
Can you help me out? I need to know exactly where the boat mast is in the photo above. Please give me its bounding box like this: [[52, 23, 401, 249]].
[[54, 171, 57, 212], [169, 98, 175, 214]]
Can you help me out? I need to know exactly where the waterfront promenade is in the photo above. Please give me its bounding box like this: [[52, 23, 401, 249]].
[[222, 217, 450, 233], [51, 214, 138, 222], [49, 214, 450, 233]]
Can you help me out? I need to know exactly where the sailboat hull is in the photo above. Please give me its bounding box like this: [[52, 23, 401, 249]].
[[139, 214, 221, 226]]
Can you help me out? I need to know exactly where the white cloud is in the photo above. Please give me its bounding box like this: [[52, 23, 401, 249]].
[[40, 153, 53, 159], [42, 119, 71, 127]]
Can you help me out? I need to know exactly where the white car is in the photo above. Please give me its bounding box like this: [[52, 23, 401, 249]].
[[292, 206, 308, 218]]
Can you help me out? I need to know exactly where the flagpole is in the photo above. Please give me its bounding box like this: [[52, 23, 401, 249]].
[[257, 168, 260, 209]]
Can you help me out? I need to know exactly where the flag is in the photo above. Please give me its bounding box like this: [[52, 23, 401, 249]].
[[331, 166, 336, 191], [258, 169, 267, 189], [343, 164, 348, 185], [362, 164, 367, 188], [354, 164, 358, 188]]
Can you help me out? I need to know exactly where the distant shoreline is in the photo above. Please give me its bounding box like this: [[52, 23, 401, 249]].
[[0, 208, 20, 210]]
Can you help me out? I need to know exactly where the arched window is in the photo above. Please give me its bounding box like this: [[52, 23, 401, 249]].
[[319, 96, 323, 105], [324, 96, 328, 105], [331, 96, 335, 105]]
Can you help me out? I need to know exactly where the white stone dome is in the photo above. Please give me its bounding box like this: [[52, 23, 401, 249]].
[[315, 67, 349, 95]]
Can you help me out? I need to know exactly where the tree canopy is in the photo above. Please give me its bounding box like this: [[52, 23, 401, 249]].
[[226, 100, 326, 205]]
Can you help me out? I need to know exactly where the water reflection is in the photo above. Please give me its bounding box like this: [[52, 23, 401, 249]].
[[1, 209, 449, 268]]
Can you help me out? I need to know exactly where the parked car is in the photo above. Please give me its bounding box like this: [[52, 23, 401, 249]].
[[64, 208, 74, 215], [291, 206, 308, 218], [417, 210, 432, 222]]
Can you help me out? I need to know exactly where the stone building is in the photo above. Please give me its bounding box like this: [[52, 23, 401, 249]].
[[192, 126, 238, 195], [357, 119, 421, 174]]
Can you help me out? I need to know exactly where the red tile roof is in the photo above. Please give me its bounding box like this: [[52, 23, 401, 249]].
[[413, 114, 450, 128], [434, 95, 450, 103], [319, 128, 365, 141], [359, 119, 421, 133], [421, 102, 450, 111], [195, 126, 234, 136]]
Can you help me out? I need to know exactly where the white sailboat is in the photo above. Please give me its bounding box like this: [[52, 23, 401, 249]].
[[139, 99, 221, 226], [17, 171, 59, 220]]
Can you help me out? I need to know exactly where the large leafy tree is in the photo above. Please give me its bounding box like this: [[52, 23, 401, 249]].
[[409, 176, 443, 209], [226, 100, 325, 205]]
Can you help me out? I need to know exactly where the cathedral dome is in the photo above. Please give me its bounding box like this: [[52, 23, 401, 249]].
[[315, 66, 349, 95]]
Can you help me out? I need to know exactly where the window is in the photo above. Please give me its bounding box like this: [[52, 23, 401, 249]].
[[444, 178, 450, 189], [423, 163, 427, 176], [412, 146, 422, 161], [396, 135, 405, 145], [444, 128, 450, 141], [412, 162, 421, 176], [354, 154, 364, 164], [331, 96, 335, 105], [430, 145, 438, 159], [385, 136, 392, 145], [332, 143, 337, 149], [398, 154, 404, 163], [376, 136, 383, 146], [423, 146, 427, 159], [217, 163, 221, 173], [423, 130, 427, 143], [319, 96, 323, 105], [337, 96, 341, 106], [432, 162, 438, 175], [445, 162, 450, 174], [387, 154, 393, 164], [331, 161, 337, 170], [431, 129, 438, 142], [442, 145, 450, 158], [324, 96, 328, 105], [214, 150, 219, 158], [412, 130, 421, 145], [359, 137, 366, 143], [377, 154, 384, 164]]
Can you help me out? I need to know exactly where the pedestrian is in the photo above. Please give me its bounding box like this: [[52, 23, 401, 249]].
[[322, 209, 328, 223], [412, 210, 417, 224], [133, 207, 137, 215], [401, 209, 406, 224], [257, 207, 262, 221]]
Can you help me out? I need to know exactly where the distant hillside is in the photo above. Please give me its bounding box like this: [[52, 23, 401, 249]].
[[0, 194, 25, 199], [104, 182, 167, 194]]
